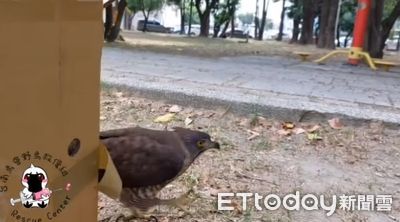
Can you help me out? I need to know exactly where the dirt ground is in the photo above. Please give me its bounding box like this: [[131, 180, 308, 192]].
[[113, 31, 400, 63], [98, 86, 400, 222]]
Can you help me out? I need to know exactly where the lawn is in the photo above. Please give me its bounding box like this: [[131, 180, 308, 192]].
[[110, 31, 400, 64]]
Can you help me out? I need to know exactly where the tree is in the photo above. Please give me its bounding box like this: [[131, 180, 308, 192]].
[[212, 0, 232, 37], [364, 0, 400, 58], [258, 0, 270, 40], [185, 2, 200, 25], [287, 0, 302, 43], [317, 0, 339, 49], [213, 0, 240, 37], [104, 0, 128, 42], [276, 0, 287, 41], [254, 0, 260, 38], [195, 0, 219, 36], [337, 0, 357, 48], [238, 13, 254, 25], [123, 8, 135, 30], [127, 0, 165, 32], [229, 0, 239, 36], [168, 0, 187, 34], [299, 0, 318, 44]]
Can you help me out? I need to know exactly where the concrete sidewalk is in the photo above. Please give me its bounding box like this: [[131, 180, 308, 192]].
[[101, 46, 400, 125]]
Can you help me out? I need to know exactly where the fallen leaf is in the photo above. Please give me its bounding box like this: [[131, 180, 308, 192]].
[[293, 128, 306, 135], [154, 113, 175, 123], [168, 105, 182, 113], [184, 117, 193, 126], [328, 118, 343, 129], [232, 200, 243, 215], [282, 122, 295, 130], [114, 92, 123, 97], [307, 125, 320, 133], [238, 118, 251, 127], [252, 126, 264, 133], [246, 130, 260, 140], [257, 116, 271, 127], [307, 133, 322, 141], [277, 129, 292, 136]]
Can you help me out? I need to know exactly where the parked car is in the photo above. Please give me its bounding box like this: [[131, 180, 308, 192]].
[[385, 36, 399, 51], [221, 30, 253, 39], [137, 20, 172, 33]]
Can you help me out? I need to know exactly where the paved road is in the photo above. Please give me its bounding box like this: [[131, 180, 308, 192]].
[[101, 46, 400, 124]]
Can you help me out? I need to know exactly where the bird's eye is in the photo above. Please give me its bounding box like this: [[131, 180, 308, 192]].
[[24, 174, 30, 180], [196, 140, 205, 148]]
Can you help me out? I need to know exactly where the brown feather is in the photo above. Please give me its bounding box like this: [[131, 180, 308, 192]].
[[100, 127, 187, 188]]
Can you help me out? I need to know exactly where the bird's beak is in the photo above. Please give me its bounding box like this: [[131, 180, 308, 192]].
[[211, 141, 220, 150]]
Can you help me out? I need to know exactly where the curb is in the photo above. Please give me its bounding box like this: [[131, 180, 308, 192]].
[[101, 81, 400, 129]]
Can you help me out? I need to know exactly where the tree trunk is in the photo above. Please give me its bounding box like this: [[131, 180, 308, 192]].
[[199, 12, 211, 36], [219, 20, 230, 37], [254, 0, 259, 38], [128, 13, 134, 30], [364, 0, 384, 58], [143, 13, 149, 32], [258, 0, 268, 40], [344, 30, 352, 47], [180, 0, 186, 35], [276, 0, 286, 41], [299, 0, 315, 44], [195, 0, 218, 37], [336, 24, 341, 47], [123, 10, 134, 30], [289, 0, 300, 43], [230, 1, 236, 37], [104, 4, 113, 40], [290, 17, 300, 43], [105, 0, 127, 42], [379, 1, 400, 54], [213, 19, 222, 38], [317, 0, 338, 49], [397, 35, 400, 51]]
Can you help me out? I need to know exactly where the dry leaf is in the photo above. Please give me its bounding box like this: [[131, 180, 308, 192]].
[[232, 200, 243, 215], [307, 133, 322, 141], [277, 129, 292, 136], [282, 122, 295, 130], [246, 130, 260, 140], [257, 116, 271, 127], [307, 125, 320, 133], [238, 118, 251, 127], [168, 105, 182, 113], [328, 118, 343, 129], [154, 113, 175, 123], [184, 117, 193, 126], [114, 92, 123, 97], [293, 128, 306, 135], [252, 126, 264, 133]]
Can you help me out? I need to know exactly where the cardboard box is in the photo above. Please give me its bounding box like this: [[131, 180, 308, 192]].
[[0, 0, 103, 221]]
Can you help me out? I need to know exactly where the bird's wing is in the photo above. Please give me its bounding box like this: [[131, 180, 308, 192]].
[[101, 131, 185, 188], [99, 127, 139, 139]]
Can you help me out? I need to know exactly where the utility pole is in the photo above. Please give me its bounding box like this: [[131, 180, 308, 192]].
[[188, 0, 194, 36]]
